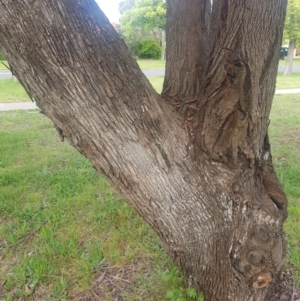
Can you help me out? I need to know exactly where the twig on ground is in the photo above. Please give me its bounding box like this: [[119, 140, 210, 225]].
[[107, 274, 132, 284]]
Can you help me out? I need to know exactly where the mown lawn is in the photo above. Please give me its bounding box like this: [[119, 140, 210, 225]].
[[0, 92, 299, 300], [1, 73, 300, 103], [0, 60, 9, 70], [136, 59, 165, 69], [0, 111, 203, 300], [269, 94, 300, 284], [1, 58, 300, 70], [276, 73, 300, 89], [278, 58, 300, 67], [0, 79, 30, 102]]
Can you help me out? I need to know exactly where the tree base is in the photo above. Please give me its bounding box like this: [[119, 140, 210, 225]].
[[269, 269, 300, 301]]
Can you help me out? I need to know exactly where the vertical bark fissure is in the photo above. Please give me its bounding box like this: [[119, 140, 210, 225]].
[[186, 1, 289, 299], [196, 0, 287, 166], [162, 0, 211, 111]]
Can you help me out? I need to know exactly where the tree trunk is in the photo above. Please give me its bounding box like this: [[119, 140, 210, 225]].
[[283, 39, 295, 76], [0, 0, 288, 300]]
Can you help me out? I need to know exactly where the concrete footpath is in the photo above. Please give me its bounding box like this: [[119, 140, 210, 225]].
[[0, 102, 38, 111], [0, 89, 300, 111]]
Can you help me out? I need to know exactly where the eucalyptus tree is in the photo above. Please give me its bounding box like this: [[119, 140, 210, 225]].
[[119, 0, 166, 59], [0, 0, 288, 300]]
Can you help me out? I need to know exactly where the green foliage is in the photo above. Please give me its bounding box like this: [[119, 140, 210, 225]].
[[162, 267, 204, 301], [120, 0, 166, 37], [119, 0, 166, 53], [131, 39, 161, 59], [284, 0, 300, 43], [118, 0, 135, 14]]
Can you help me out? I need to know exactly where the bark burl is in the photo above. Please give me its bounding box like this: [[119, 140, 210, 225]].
[[0, 0, 288, 300]]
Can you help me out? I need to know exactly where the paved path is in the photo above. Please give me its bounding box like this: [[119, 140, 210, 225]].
[[275, 88, 300, 94], [0, 102, 38, 111], [1, 88, 299, 112], [0, 70, 13, 79], [2, 67, 300, 79]]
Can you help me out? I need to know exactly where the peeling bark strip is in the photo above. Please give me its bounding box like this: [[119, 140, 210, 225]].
[[0, 0, 288, 300]]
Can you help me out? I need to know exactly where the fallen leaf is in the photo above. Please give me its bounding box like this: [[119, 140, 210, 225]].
[[25, 284, 32, 295]]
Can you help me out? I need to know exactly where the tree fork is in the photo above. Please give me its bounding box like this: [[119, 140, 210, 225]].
[[191, 1, 288, 298], [195, 0, 287, 162], [0, 0, 288, 300]]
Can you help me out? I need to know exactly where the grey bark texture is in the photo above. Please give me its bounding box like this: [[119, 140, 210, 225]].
[[0, 0, 288, 300]]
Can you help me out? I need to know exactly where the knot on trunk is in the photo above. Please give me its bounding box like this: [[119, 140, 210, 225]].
[[232, 224, 285, 289], [248, 249, 265, 267], [252, 271, 273, 289]]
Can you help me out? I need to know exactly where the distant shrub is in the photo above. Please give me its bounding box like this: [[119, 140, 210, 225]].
[[129, 41, 141, 58], [130, 39, 161, 59], [138, 39, 161, 59]]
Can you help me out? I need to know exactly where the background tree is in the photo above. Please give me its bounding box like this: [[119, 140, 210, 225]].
[[119, 0, 135, 15], [283, 0, 300, 75], [119, 0, 166, 59], [0, 0, 288, 300]]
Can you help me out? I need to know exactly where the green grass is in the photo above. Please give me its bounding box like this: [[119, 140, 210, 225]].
[[148, 75, 164, 93], [136, 59, 165, 69], [278, 58, 300, 67], [0, 60, 9, 70], [148, 74, 300, 94], [1, 58, 299, 71], [0, 94, 299, 299], [0, 60, 166, 72], [276, 73, 300, 89], [0, 79, 30, 102], [269, 94, 300, 284], [138, 58, 300, 70], [0, 111, 204, 301], [1, 71, 300, 103]]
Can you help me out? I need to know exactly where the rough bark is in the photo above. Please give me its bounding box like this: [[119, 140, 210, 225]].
[[162, 0, 211, 109], [284, 39, 295, 75], [0, 0, 288, 300]]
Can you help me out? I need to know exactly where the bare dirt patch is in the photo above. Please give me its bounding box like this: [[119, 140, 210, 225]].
[[72, 261, 154, 301]]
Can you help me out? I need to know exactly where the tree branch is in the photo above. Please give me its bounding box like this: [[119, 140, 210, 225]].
[[195, 0, 287, 166], [162, 0, 211, 110], [0, 0, 193, 235]]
